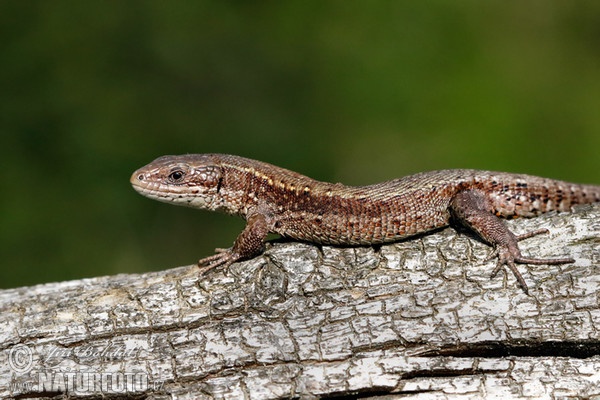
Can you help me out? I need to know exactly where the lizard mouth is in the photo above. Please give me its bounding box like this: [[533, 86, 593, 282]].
[[130, 170, 153, 192], [130, 169, 216, 209], [130, 169, 172, 200]]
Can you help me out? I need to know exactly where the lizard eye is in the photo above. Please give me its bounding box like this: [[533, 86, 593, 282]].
[[168, 169, 185, 183]]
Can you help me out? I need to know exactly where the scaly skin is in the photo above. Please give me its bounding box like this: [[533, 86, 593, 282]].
[[131, 154, 600, 293]]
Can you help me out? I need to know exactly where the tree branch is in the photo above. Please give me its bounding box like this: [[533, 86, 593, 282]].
[[2, 204, 599, 399]]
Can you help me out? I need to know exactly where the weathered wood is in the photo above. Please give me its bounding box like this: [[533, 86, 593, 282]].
[[1, 204, 599, 399]]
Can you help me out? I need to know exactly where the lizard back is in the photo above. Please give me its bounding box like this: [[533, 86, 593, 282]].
[[206, 156, 600, 245]]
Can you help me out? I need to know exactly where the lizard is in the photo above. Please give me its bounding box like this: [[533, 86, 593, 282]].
[[131, 153, 600, 293]]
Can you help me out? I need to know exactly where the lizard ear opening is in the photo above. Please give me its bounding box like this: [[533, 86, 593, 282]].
[[196, 166, 222, 190]]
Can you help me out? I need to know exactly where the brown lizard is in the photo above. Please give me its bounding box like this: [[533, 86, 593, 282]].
[[131, 154, 600, 293]]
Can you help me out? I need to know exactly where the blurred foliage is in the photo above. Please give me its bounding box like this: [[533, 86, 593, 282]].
[[1, 1, 599, 288]]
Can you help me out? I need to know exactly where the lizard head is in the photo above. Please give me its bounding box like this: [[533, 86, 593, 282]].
[[131, 154, 223, 211]]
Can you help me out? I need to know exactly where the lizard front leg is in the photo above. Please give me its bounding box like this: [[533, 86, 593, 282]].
[[449, 189, 574, 294], [198, 213, 270, 274]]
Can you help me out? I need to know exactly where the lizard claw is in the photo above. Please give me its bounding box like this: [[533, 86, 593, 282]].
[[490, 248, 531, 295], [197, 248, 239, 275], [489, 229, 574, 295], [514, 228, 549, 241]]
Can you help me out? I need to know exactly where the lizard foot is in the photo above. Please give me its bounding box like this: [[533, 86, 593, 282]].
[[197, 248, 239, 275], [488, 229, 574, 294]]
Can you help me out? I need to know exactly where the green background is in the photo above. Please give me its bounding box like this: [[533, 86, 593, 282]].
[[2, 2, 599, 288]]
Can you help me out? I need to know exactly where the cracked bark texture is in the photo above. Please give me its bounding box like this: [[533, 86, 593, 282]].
[[1, 204, 599, 399]]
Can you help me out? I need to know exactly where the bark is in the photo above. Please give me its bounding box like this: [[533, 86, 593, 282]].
[[2, 204, 599, 399]]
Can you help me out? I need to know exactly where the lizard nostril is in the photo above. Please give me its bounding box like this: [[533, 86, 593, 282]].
[[137, 174, 144, 181]]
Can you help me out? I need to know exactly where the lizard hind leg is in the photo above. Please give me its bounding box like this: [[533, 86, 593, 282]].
[[487, 228, 573, 267], [449, 190, 574, 294], [512, 229, 574, 266]]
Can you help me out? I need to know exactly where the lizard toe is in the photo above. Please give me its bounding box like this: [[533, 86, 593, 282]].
[[489, 246, 529, 294], [198, 249, 239, 275]]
